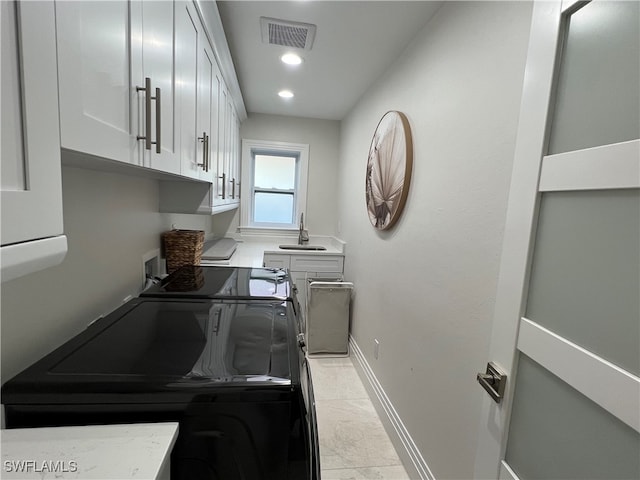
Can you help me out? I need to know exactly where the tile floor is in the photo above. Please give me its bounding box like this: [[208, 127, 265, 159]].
[[308, 356, 411, 480]]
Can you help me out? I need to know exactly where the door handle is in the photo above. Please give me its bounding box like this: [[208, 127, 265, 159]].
[[153, 86, 161, 154], [198, 132, 209, 171], [136, 77, 152, 151], [218, 172, 226, 198], [136, 78, 161, 154], [205, 133, 209, 171], [477, 362, 507, 403]]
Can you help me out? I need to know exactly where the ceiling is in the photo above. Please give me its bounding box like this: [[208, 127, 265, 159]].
[[216, 1, 443, 121]]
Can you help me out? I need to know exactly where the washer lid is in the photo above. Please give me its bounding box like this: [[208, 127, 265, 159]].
[[141, 266, 292, 301], [50, 300, 291, 381]]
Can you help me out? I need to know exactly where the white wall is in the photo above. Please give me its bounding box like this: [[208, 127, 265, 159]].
[[213, 113, 341, 237], [337, 2, 533, 478], [1, 166, 213, 381]]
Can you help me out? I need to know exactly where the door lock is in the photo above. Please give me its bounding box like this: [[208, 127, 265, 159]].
[[477, 362, 507, 403]]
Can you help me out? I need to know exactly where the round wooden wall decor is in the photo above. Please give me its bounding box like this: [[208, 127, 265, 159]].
[[365, 111, 413, 230]]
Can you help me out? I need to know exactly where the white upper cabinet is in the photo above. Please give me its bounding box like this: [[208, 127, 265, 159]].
[[196, 25, 217, 182], [135, 0, 181, 174], [211, 80, 241, 210], [176, 1, 217, 182], [1, 0, 67, 282], [56, 1, 140, 165], [56, 0, 180, 175], [55, 0, 244, 185], [229, 107, 241, 205], [158, 18, 242, 215]]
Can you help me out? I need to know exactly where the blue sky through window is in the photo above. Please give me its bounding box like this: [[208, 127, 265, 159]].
[[253, 154, 297, 224]]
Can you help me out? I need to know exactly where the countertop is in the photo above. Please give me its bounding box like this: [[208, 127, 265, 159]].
[[1, 422, 178, 479], [201, 235, 346, 268]]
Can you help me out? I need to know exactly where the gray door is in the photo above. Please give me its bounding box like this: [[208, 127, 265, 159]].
[[475, 2, 640, 478]]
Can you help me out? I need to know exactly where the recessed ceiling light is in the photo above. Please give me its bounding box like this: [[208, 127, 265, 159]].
[[281, 53, 302, 65], [278, 90, 294, 99]]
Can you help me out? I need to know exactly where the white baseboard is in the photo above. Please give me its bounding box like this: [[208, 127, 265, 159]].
[[349, 336, 436, 480]]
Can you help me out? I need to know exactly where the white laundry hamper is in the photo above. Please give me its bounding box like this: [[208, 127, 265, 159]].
[[306, 280, 354, 357]]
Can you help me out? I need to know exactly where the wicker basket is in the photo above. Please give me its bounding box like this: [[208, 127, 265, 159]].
[[163, 229, 205, 274]]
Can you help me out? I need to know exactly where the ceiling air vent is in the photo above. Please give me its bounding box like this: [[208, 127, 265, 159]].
[[260, 17, 316, 50]]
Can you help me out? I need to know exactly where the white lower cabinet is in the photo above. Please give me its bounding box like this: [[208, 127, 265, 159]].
[[1, 0, 67, 283], [290, 255, 344, 273], [263, 254, 291, 270]]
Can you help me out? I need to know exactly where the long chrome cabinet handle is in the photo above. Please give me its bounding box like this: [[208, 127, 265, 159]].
[[219, 172, 226, 198], [230, 177, 235, 198], [198, 132, 208, 171], [205, 134, 209, 171], [136, 78, 161, 154], [136, 77, 152, 150], [153, 87, 161, 154]]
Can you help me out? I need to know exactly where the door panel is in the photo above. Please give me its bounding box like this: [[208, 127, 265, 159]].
[[56, 0, 137, 164], [175, 1, 198, 178], [197, 31, 215, 181], [505, 354, 639, 480], [525, 189, 640, 375], [1, 0, 25, 192], [141, 0, 179, 173], [475, 2, 640, 478], [547, 0, 639, 154]]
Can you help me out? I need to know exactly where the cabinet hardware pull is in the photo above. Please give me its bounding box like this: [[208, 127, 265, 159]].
[[198, 132, 209, 171], [230, 177, 235, 199], [136, 77, 152, 150], [205, 134, 209, 171], [136, 78, 161, 154], [218, 172, 226, 198], [153, 87, 161, 154]]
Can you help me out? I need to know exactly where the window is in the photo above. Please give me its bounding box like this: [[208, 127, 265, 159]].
[[253, 154, 296, 224], [240, 139, 309, 231]]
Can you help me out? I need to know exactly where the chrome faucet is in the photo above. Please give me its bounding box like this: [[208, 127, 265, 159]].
[[298, 212, 309, 245]]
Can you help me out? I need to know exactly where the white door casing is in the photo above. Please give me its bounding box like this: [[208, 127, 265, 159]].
[[474, 1, 640, 478]]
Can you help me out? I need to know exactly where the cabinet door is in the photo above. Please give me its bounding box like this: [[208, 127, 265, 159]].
[[209, 60, 223, 194], [139, 0, 180, 174], [227, 107, 241, 205], [175, 0, 198, 179], [1, 0, 67, 281], [56, 0, 139, 165], [176, 0, 216, 183], [290, 255, 345, 273], [197, 35, 216, 182], [213, 81, 230, 205], [263, 254, 290, 270]]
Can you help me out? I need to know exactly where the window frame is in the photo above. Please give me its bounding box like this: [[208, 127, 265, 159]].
[[240, 139, 309, 233]]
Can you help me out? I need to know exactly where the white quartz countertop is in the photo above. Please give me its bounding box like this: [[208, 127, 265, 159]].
[[1, 422, 178, 479], [201, 235, 345, 268]]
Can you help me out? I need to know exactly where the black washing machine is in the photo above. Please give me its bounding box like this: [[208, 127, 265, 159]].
[[2, 266, 319, 480]]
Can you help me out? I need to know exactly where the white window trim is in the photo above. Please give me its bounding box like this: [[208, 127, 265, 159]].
[[239, 139, 309, 235]]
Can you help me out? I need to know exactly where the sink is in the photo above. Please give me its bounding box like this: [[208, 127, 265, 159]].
[[279, 245, 327, 251]]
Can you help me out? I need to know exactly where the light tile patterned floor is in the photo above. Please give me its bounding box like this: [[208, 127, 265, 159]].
[[308, 357, 411, 480]]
